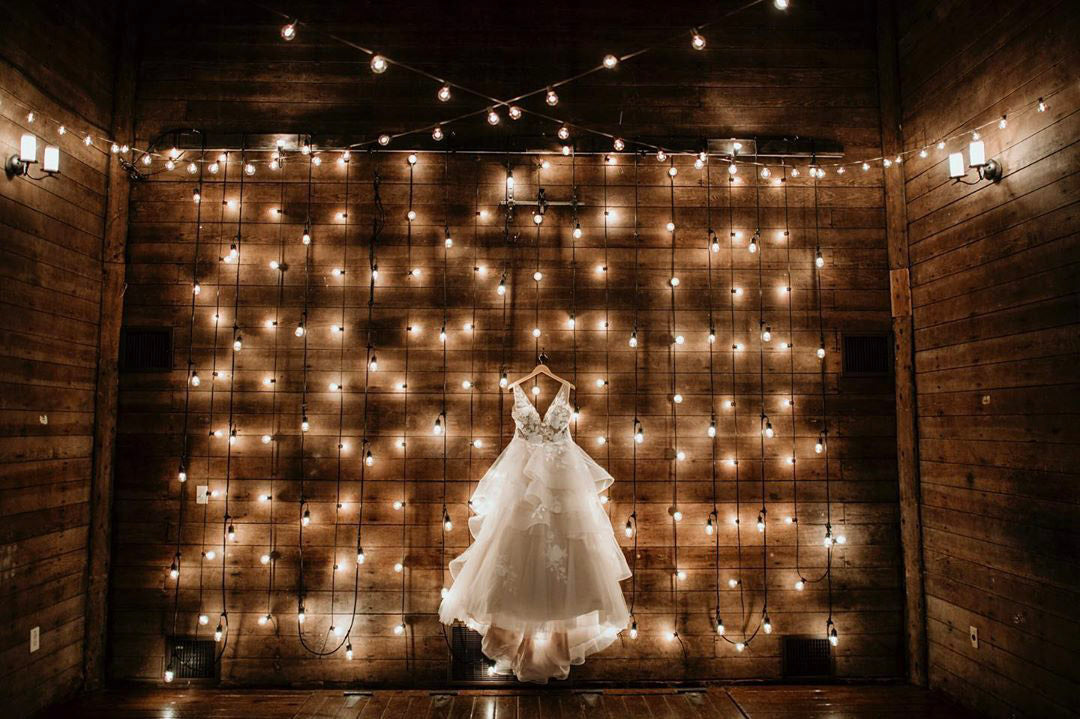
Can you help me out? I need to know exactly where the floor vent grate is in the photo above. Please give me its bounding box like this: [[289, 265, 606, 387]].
[[448, 625, 503, 682]]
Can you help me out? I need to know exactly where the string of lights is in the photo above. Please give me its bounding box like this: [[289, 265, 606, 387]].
[[666, 157, 685, 648], [625, 155, 641, 641], [704, 161, 724, 640], [753, 160, 774, 642], [440, 153, 452, 602], [2, 75, 1060, 187], [397, 159, 416, 643]]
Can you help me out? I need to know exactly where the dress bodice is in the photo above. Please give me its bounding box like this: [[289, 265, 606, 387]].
[[511, 383, 573, 443]]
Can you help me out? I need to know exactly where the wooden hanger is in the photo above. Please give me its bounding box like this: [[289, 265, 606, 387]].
[[506, 353, 575, 391]]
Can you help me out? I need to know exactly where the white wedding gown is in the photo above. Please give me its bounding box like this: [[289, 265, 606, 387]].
[[439, 382, 631, 683]]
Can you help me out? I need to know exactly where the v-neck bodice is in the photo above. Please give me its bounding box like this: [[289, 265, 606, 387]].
[[511, 383, 573, 443]]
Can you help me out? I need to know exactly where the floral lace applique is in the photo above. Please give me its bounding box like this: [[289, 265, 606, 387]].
[[546, 542, 568, 583]]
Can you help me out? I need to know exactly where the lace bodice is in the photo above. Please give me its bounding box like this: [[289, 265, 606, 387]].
[[511, 383, 573, 443]]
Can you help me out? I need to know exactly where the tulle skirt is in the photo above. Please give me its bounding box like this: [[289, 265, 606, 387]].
[[439, 434, 631, 683]]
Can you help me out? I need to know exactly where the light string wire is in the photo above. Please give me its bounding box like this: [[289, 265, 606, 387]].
[[440, 152, 451, 600], [533, 162, 542, 376], [813, 170, 838, 643], [666, 157, 685, 654], [626, 154, 641, 626], [753, 152, 771, 636], [602, 156, 611, 465], [400, 158, 415, 640], [569, 154, 579, 421], [704, 160, 722, 629], [219, 145, 246, 657], [467, 169, 480, 498], [330, 151, 352, 643], [171, 138, 204, 640], [251, 0, 767, 155], [201, 149, 229, 650], [2, 78, 1061, 178], [496, 155, 512, 459], [262, 144, 288, 624]]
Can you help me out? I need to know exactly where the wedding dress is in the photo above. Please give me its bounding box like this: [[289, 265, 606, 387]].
[[438, 381, 631, 683]]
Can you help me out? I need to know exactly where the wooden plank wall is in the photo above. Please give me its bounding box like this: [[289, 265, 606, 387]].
[[0, 2, 119, 715], [896, 0, 1080, 716], [110, 1, 904, 685]]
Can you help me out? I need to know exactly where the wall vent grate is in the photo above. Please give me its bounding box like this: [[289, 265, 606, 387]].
[[842, 334, 890, 376], [782, 637, 833, 678], [449, 625, 503, 682], [121, 328, 173, 371], [166, 637, 216, 679]]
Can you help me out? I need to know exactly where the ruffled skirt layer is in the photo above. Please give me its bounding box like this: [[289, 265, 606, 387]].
[[439, 435, 631, 683]]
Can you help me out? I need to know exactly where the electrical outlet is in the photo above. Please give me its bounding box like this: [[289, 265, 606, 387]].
[[969, 625, 979, 649], [30, 626, 40, 653]]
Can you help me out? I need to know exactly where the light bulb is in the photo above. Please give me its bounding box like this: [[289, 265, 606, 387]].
[[260, 553, 270, 565], [368, 354, 377, 371], [613, 137, 625, 151], [676, 450, 686, 462], [508, 105, 522, 120], [345, 644, 353, 661], [817, 344, 826, 359], [762, 325, 772, 342], [433, 416, 443, 435], [406, 210, 416, 221], [573, 223, 583, 239], [301, 508, 310, 526], [670, 276, 680, 287], [356, 549, 365, 564], [232, 335, 242, 352], [487, 108, 500, 125], [297, 608, 305, 624], [443, 513, 453, 532], [673, 508, 683, 521], [462, 379, 472, 390], [533, 270, 542, 281], [394, 622, 406, 635], [602, 53, 618, 69], [673, 393, 683, 404], [708, 420, 717, 438], [227, 524, 236, 541], [691, 30, 706, 50], [497, 279, 506, 296], [169, 560, 179, 579], [666, 222, 675, 233], [625, 520, 634, 537], [815, 436, 825, 454], [545, 88, 559, 106], [764, 421, 774, 438], [756, 512, 765, 532], [261, 434, 272, 444], [199, 613, 209, 626], [596, 435, 606, 446], [795, 579, 805, 591], [393, 500, 404, 510], [472, 438, 483, 448], [728, 578, 739, 588], [668, 166, 678, 178], [708, 330, 716, 343], [378, 134, 391, 146], [532, 327, 541, 338], [205, 550, 216, 560], [763, 614, 772, 634], [1037, 97, 1046, 112], [728, 162, 738, 175], [394, 562, 403, 573], [499, 372, 508, 388], [675, 569, 687, 581], [370, 54, 388, 73], [566, 316, 576, 329], [439, 328, 447, 343], [364, 450, 374, 466], [815, 248, 825, 268], [628, 331, 638, 348], [629, 621, 638, 639], [705, 516, 714, 535], [406, 153, 417, 166], [164, 665, 175, 683], [432, 126, 444, 141], [533, 211, 544, 225]]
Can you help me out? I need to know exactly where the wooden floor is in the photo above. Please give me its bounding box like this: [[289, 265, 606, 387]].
[[44, 685, 981, 718]]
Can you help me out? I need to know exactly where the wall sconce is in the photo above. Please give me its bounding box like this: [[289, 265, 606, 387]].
[[948, 139, 1001, 184], [6, 133, 60, 179]]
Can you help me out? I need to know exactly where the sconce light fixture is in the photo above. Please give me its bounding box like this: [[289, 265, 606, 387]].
[[948, 139, 1002, 184], [7, 133, 60, 179]]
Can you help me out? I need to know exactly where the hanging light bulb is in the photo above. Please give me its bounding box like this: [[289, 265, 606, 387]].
[[602, 53, 619, 69], [232, 334, 243, 352], [828, 619, 838, 646], [691, 29, 707, 50], [301, 416, 310, 432], [817, 342, 826, 359], [668, 166, 678, 178], [295, 320, 305, 337], [628, 330, 638, 348], [756, 512, 765, 532], [393, 562, 404, 574], [710, 230, 720, 253], [356, 547, 365, 564], [708, 418, 717, 438], [670, 276, 680, 287], [728, 161, 738, 175], [227, 523, 237, 541], [748, 232, 759, 254], [762, 325, 772, 342], [675, 569, 687, 581], [378, 134, 391, 146], [431, 125, 445, 142], [1037, 97, 1046, 112], [370, 54, 388, 73], [164, 662, 175, 683], [545, 88, 559, 106], [433, 415, 443, 435], [169, 558, 179, 579], [192, 188, 201, 204], [613, 137, 625, 151], [764, 419, 774, 438], [443, 510, 453, 532], [532, 327, 541, 338], [624, 518, 634, 538], [815, 434, 825, 454], [301, 507, 311, 526], [499, 371, 509, 388], [815, 247, 824, 268], [214, 622, 224, 642], [436, 83, 452, 102], [486, 108, 500, 126], [507, 105, 523, 120], [763, 613, 772, 634], [708, 328, 717, 344], [705, 515, 714, 535], [634, 419, 644, 444]]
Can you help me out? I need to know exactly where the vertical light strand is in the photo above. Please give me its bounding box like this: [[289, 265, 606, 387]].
[[723, 168, 749, 650], [812, 170, 839, 647], [439, 153, 451, 601], [496, 156, 513, 454], [466, 171, 479, 506], [201, 148, 227, 647], [533, 162, 542, 389], [296, 153, 317, 652], [626, 155, 641, 638], [173, 141, 204, 641], [329, 152, 352, 649], [601, 156, 611, 467], [752, 157, 771, 640], [219, 147, 244, 656], [704, 160, 723, 636], [261, 148, 288, 627], [783, 164, 808, 589], [570, 154, 579, 425], [400, 157, 415, 641], [667, 157, 683, 649]]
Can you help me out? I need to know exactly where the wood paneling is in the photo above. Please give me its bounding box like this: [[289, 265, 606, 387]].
[[897, 0, 1080, 716], [110, 0, 902, 686], [0, 1, 118, 716]]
